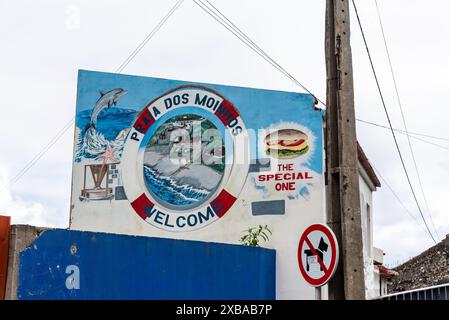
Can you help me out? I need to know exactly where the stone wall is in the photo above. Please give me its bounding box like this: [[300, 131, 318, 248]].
[[387, 235, 449, 293]]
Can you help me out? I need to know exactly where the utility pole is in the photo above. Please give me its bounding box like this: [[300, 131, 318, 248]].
[[325, 0, 366, 299]]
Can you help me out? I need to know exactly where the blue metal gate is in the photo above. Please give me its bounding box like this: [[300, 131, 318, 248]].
[[17, 229, 276, 300]]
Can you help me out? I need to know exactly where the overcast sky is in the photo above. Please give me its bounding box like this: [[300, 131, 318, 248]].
[[0, 0, 448, 266]]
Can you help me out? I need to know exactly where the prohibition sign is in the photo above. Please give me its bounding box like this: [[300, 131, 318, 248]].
[[297, 224, 339, 287]]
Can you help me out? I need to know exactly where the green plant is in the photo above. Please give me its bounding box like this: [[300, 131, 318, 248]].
[[239, 225, 272, 247]]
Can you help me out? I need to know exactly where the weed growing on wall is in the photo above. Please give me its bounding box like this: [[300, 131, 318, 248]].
[[239, 225, 272, 247]]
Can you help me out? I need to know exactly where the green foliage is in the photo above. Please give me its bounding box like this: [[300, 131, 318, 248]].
[[239, 225, 272, 247]]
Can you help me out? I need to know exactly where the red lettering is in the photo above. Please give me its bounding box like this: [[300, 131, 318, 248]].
[[259, 171, 313, 187], [214, 100, 239, 126], [210, 190, 236, 218], [133, 109, 155, 134], [275, 182, 296, 191], [277, 164, 294, 171]]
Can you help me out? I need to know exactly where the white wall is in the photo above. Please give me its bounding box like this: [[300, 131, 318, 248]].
[[71, 166, 325, 300], [359, 169, 378, 299]]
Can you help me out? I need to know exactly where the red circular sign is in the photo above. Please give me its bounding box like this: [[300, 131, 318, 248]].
[[297, 224, 339, 287]]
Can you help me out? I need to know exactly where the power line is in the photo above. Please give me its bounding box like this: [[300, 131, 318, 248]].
[[374, 0, 439, 240], [197, 0, 441, 244], [116, 0, 185, 73], [398, 132, 449, 151], [9, 0, 185, 187], [10, 119, 75, 185], [372, 165, 430, 237], [356, 118, 449, 142], [198, 0, 440, 244], [12, 0, 326, 188], [192, 0, 326, 107], [351, 0, 437, 244], [357, 119, 449, 151], [12, 0, 329, 188]]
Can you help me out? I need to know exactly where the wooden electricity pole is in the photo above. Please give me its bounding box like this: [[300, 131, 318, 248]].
[[325, 0, 366, 299]]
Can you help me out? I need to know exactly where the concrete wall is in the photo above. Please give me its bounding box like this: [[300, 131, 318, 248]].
[[5, 225, 48, 300]]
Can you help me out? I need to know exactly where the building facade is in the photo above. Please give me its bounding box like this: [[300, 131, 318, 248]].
[[357, 143, 396, 299]]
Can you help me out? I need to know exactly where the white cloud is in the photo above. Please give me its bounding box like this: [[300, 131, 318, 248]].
[[0, 165, 51, 227]]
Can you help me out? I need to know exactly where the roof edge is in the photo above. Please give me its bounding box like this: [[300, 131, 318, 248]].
[[357, 142, 381, 188]]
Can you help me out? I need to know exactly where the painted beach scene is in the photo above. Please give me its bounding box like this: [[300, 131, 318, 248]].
[[143, 114, 225, 208]]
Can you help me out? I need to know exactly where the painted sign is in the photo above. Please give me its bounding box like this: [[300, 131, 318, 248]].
[[297, 224, 339, 287], [70, 70, 324, 299], [17, 229, 275, 299]]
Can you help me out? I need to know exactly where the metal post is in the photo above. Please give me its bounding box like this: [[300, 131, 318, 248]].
[[325, 0, 366, 299], [315, 286, 322, 300]]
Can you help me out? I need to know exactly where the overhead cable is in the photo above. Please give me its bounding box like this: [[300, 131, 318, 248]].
[[357, 119, 449, 151], [9, 0, 185, 186], [352, 0, 437, 244], [372, 165, 431, 237], [374, 0, 439, 240], [193, 0, 326, 107]]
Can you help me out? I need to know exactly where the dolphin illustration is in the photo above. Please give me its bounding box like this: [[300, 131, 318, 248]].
[[86, 88, 127, 131]]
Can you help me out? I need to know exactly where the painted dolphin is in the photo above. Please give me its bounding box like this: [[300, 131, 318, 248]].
[[86, 88, 127, 131]]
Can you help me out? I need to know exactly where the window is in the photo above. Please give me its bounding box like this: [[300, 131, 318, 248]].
[[367, 203, 372, 257]]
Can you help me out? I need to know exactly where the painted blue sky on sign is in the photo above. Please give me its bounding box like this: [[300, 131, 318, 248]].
[[76, 70, 323, 173]]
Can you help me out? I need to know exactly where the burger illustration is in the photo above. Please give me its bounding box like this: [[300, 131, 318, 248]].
[[264, 129, 309, 159]]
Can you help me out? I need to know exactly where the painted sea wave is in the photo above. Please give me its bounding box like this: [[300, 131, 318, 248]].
[[143, 165, 210, 206], [75, 107, 137, 162]]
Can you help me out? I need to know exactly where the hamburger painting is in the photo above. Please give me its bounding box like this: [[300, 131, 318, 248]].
[[264, 129, 309, 159]]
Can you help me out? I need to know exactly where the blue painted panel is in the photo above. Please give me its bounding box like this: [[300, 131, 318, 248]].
[[17, 229, 275, 300], [252, 200, 285, 215]]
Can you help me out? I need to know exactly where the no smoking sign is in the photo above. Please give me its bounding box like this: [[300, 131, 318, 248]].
[[297, 224, 339, 287]]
